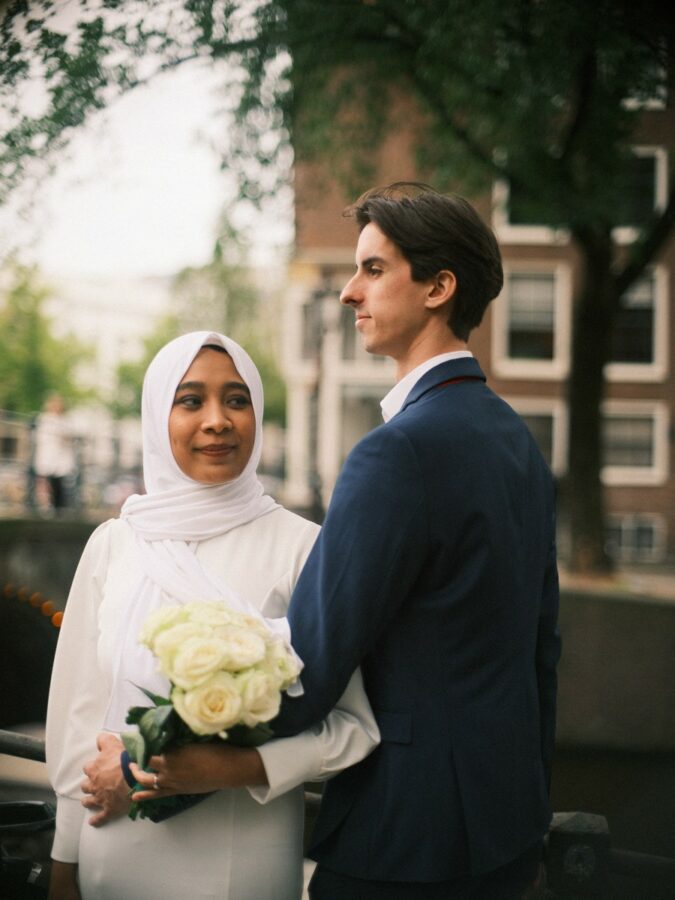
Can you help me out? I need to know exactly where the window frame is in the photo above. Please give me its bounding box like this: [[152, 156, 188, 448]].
[[492, 145, 668, 246], [605, 513, 667, 563], [601, 400, 669, 486], [491, 263, 572, 380], [506, 396, 568, 476], [613, 146, 669, 245], [605, 265, 669, 383]]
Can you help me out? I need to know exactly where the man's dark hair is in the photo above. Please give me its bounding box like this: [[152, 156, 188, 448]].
[[345, 182, 503, 341]]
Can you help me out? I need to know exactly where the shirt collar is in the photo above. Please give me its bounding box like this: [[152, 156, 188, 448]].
[[380, 351, 474, 422]]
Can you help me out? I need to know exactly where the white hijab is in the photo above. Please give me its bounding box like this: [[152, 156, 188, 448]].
[[104, 331, 293, 732]]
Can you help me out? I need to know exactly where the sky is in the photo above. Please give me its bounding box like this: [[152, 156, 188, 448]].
[[0, 60, 292, 280]]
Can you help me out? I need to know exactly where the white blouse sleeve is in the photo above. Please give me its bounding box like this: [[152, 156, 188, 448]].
[[45, 521, 113, 863], [248, 551, 380, 805], [249, 666, 379, 804]]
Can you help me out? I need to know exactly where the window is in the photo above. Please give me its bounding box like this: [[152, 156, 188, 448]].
[[492, 179, 569, 245], [521, 414, 554, 466], [491, 265, 571, 379], [610, 275, 654, 364], [606, 267, 668, 382], [493, 146, 667, 245], [506, 274, 556, 360], [615, 151, 661, 230], [614, 146, 668, 243], [508, 397, 567, 475], [604, 416, 654, 467], [605, 515, 666, 563], [601, 402, 669, 485], [622, 54, 668, 110]]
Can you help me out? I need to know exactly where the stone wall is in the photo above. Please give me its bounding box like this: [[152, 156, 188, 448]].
[[1, 520, 674, 750]]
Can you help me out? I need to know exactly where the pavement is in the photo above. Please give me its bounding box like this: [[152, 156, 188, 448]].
[[559, 564, 675, 603]]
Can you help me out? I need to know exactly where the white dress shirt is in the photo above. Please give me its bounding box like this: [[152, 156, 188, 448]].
[[380, 351, 474, 422]]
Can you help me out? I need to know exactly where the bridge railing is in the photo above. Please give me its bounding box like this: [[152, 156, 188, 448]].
[[0, 408, 143, 517]]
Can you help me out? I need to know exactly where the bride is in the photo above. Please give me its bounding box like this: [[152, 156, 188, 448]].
[[46, 331, 379, 900]]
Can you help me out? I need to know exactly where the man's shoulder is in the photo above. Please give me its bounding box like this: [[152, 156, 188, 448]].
[[347, 417, 420, 463]]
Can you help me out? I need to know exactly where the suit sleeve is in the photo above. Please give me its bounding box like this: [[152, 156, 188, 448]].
[[274, 425, 429, 737], [537, 514, 562, 788]]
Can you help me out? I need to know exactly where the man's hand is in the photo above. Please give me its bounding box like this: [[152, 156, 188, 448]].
[[81, 733, 130, 826]]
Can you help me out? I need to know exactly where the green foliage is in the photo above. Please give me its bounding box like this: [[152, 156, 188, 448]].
[[172, 220, 260, 338], [1, 0, 672, 229], [111, 218, 287, 424], [1, 0, 673, 569], [0, 262, 94, 413], [1, 2, 672, 290], [171, 216, 287, 424]]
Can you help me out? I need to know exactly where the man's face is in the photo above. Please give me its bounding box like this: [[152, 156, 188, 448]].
[[340, 223, 434, 365]]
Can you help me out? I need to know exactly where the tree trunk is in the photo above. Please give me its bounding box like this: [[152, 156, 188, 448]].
[[564, 230, 615, 574]]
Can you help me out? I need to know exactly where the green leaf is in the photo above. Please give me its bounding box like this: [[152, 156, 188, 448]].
[[136, 685, 172, 706], [125, 705, 153, 726], [138, 708, 166, 755], [121, 731, 146, 768], [226, 722, 274, 747]]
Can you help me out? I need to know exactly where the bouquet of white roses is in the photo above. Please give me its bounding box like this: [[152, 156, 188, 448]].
[[121, 600, 301, 821]]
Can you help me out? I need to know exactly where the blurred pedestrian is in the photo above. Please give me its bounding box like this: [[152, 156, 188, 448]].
[[33, 394, 75, 513]]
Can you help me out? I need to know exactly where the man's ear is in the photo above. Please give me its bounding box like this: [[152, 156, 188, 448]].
[[425, 270, 456, 310]]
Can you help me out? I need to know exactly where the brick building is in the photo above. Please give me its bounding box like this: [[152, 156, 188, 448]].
[[281, 102, 675, 566]]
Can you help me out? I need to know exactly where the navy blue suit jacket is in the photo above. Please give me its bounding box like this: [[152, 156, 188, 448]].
[[274, 357, 561, 881]]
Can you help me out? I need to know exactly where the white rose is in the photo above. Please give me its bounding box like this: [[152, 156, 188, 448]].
[[139, 605, 190, 650], [215, 625, 267, 671], [235, 669, 282, 726], [231, 611, 272, 639], [172, 672, 242, 735], [166, 635, 231, 689], [152, 622, 212, 679], [184, 601, 235, 628], [262, 637, 302, 690]]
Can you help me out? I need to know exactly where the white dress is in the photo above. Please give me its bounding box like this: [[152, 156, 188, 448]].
[[46, 508, 379, 900]]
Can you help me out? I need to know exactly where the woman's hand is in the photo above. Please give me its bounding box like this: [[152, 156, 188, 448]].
[[129, 743, 268, 802], [48, 861, 81, 900], [81, 732, 131, 826]]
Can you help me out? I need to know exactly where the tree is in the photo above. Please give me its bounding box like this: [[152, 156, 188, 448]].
[[172, 217, 287, 424], [0, 261, 93, 413], [1, 0, 674, 570], [111, 220, 287, 423]]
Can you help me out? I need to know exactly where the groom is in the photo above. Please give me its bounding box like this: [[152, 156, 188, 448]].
[[272, 183, 561, 898]]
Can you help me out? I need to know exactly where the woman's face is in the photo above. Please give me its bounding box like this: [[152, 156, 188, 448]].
[[168, 347, 256, 484]]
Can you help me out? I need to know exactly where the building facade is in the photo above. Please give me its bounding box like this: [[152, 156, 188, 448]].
[[281, 105, 675, 566]]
